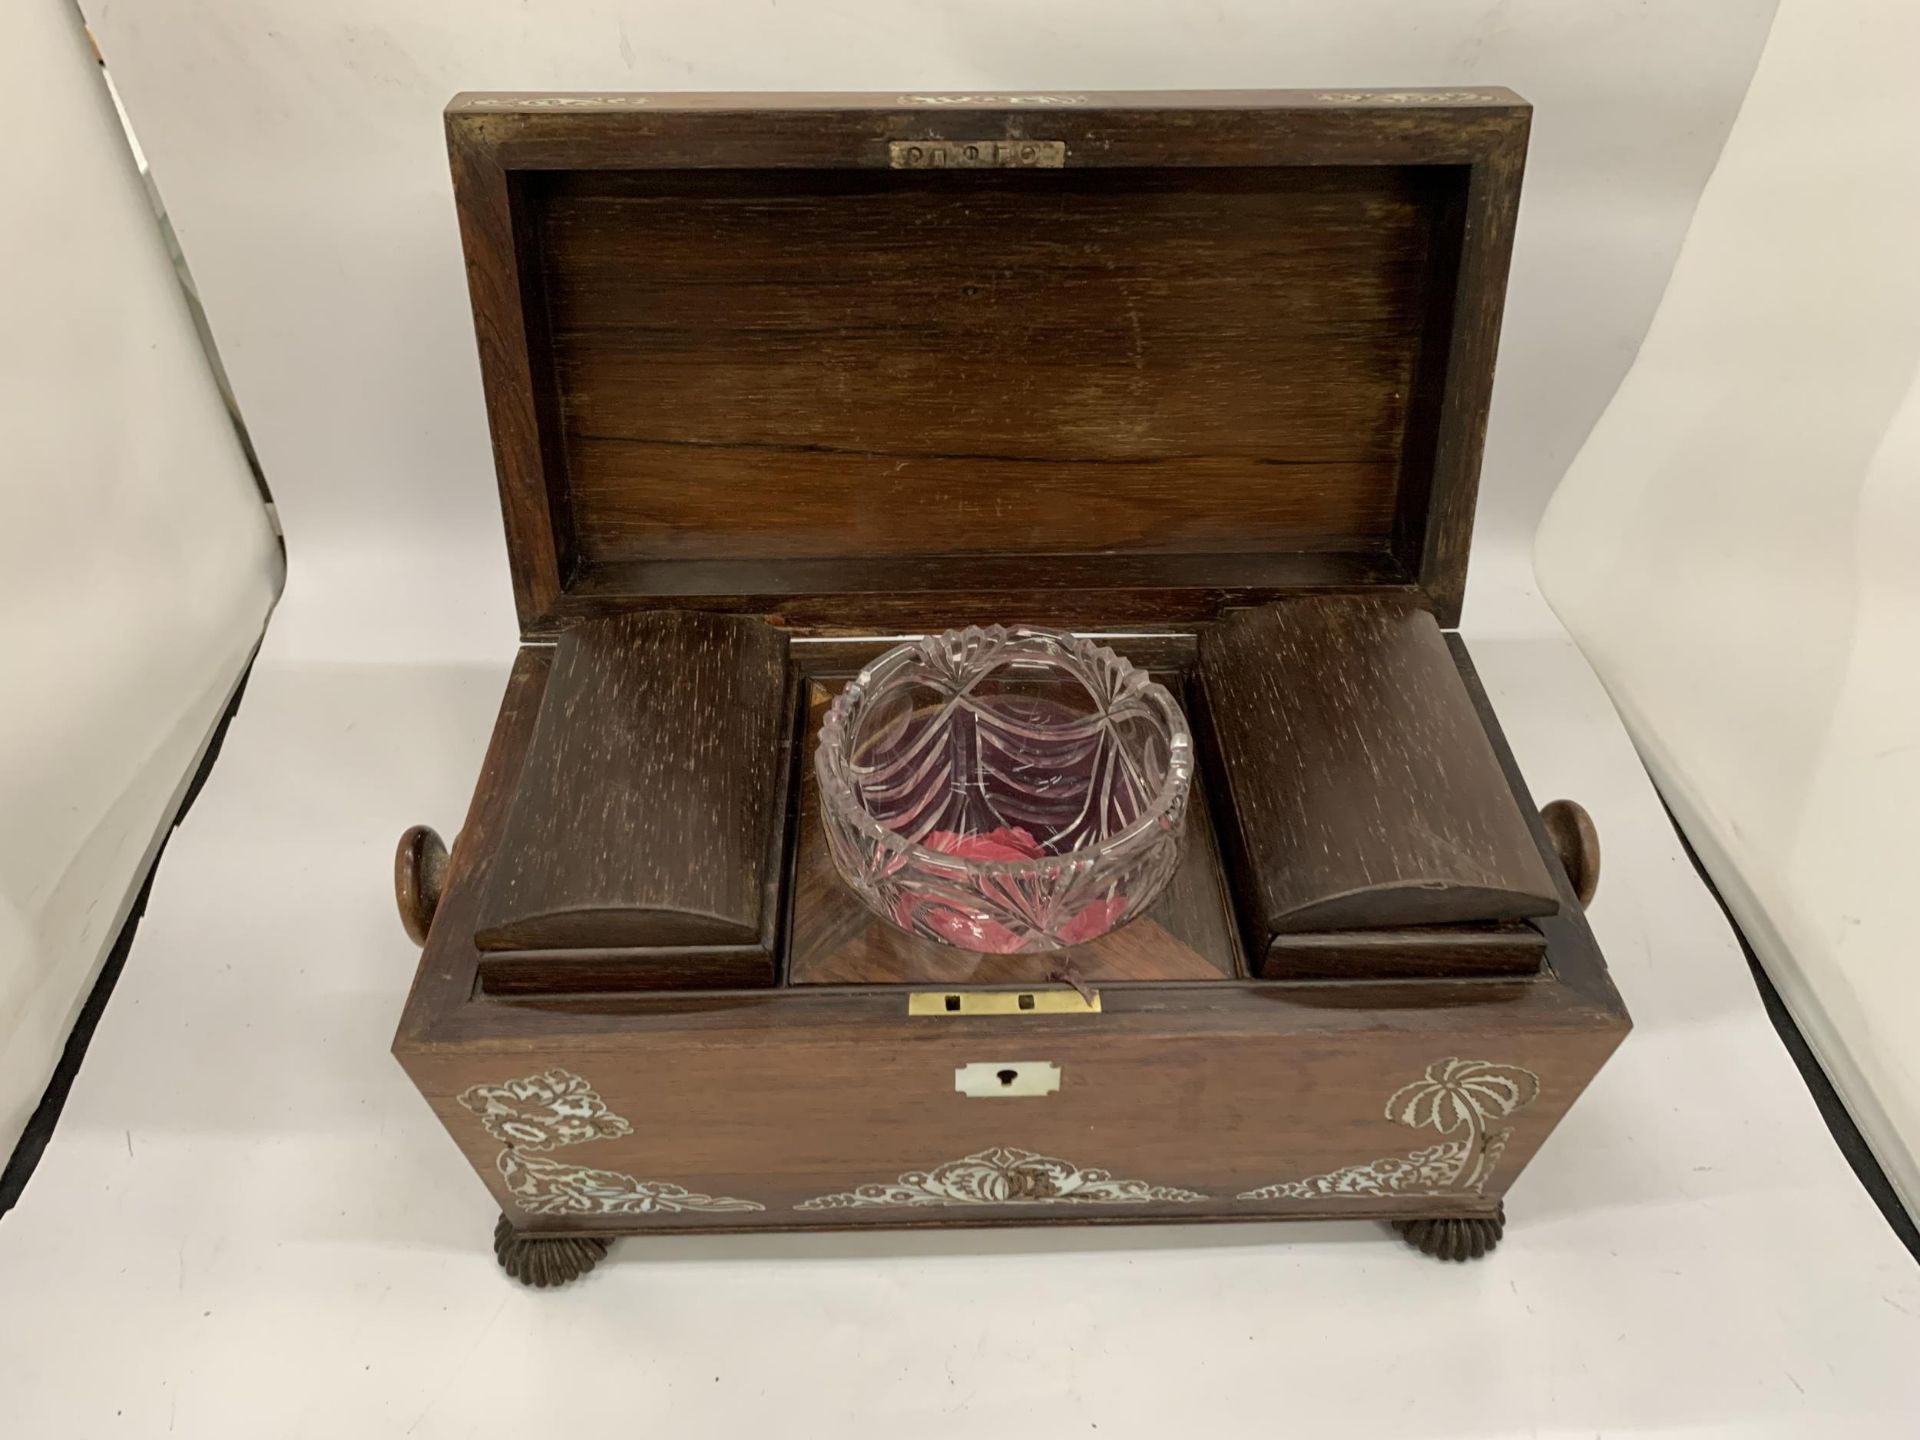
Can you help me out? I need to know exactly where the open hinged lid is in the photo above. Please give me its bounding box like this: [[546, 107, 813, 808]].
[[448, 89, 1529, 637]]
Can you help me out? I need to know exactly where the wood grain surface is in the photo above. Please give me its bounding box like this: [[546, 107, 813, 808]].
[[1196, 596, 1560, 953], [392, 634, 1628, 1236], [444, 93, 1529, 634], [538, 166, 1430, 566], [472, 611, 792, 989], [393, 92, 1634, 1245], [1260, 922, 1544, 981]]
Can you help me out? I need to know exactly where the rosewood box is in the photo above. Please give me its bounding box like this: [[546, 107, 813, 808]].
[[392, 88, 1629, 1286]]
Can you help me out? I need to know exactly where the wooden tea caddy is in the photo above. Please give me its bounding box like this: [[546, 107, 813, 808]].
[[393, 89, 1629, 1287]]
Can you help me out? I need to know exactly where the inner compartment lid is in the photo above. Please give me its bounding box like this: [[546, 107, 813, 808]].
[[473, 610, 792, 991], [1194, 595, 1560, 955], [448, 90, 1529, 635]]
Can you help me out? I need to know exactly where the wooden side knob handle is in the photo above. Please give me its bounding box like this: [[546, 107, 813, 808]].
[[1540, 800, 1600, 910], [395, 825, 450, 946]]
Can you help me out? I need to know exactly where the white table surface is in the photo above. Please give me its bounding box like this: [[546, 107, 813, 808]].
[[2, 557, 1916, 1438]]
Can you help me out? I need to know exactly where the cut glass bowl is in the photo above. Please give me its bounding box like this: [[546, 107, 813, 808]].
[[815, 625, 1193, 953]]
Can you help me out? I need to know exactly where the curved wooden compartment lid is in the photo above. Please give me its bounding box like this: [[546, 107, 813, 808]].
[[472, 610, 792, 991], [1195, 596, 1559, 969]]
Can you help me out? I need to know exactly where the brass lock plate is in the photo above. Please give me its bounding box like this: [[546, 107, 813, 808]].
[[908, 990, 1101, 1016]]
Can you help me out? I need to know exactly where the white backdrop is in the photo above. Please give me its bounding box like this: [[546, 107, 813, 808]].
[[1537, 0, 1920, 1220], [0, 1, 280, 1157], [83, 0, 1779, 658], [8, 4, 1919, 1437]]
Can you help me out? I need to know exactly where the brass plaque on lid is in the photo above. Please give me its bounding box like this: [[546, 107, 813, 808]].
[[889, 139, 1066, 169]]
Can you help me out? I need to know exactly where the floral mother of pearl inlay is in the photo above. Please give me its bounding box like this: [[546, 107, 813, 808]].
[[900, 93, 1088, 105], [461, 95, 652, 109], [458, 1067, 763, 1216], [796, 1146, 1204, 1210], [1317, 91, 1500, 105]]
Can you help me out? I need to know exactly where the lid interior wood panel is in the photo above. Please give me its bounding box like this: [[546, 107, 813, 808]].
[[539, 165, 1440, 567], [448, 93, 1529, 634]]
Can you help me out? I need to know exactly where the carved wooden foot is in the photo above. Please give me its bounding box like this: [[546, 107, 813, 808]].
[[492, 1214, 610, 1288], [1393, 1203, 1506, 1262]]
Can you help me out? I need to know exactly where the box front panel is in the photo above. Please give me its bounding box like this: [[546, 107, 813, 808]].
[[407, 1006, 1622, 1234]]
